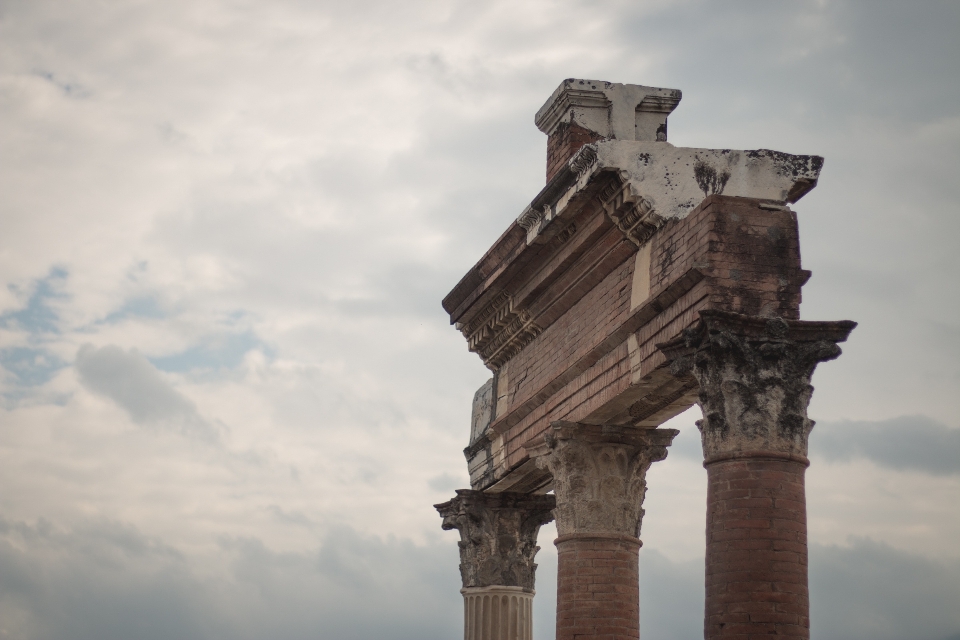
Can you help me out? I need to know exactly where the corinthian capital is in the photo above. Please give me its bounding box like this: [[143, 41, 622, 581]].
[[526, 422, 677, 538], [435, 490, 555, 591], [659, 310, 856, 462]]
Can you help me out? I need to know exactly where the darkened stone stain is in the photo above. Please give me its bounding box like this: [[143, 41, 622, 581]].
[[694, 159, 731, 196]]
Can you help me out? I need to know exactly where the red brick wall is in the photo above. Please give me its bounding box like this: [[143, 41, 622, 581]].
[[651, 196, 805, 320], [556, 534, 642, 640], [498, 196, 807, 472], [704, 458, 810, 639], [547, 122, 604, 182], [503, 239, 635, 413]]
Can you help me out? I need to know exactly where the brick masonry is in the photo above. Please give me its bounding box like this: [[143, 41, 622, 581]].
[[546, 121, 604, 182], [495, 196, 807, 473], [704, 457, 810, 639], [556, 535, 642, 640]]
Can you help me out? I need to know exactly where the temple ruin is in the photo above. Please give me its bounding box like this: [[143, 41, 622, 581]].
[[435, 79, 856, 640]]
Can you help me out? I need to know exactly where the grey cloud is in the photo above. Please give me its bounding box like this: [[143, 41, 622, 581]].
[[811, 415, 960, 475], [617, 0, 960, 125], [427, 472, 465, 493], [810, 538, 960, 640], [75, 344, 214, 439], [3, 513, 958, 640], [0, 515, 462, 640], [638, 550, 705, 640]]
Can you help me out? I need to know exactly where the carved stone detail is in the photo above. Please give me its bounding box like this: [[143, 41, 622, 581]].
[[526, 422, 677, 537], [516, 206, 543, 232], [597, 176, 666, 247], [658, 310, 856, 461], [460, 293, 542, 371], [435, 491, 556, 591], [567, 143, 598, 176]]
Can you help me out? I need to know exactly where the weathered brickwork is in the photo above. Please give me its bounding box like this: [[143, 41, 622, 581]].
[[705, 458, 810, 639], [495, 195, 807, 473], [556, 536, 642, 640], [498, 235, 635, 417], [650, 195, 807, 321], [546, 121, 604, 182]]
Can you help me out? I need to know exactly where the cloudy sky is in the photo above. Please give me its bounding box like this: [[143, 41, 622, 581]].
[[1, 1, 958, 638]]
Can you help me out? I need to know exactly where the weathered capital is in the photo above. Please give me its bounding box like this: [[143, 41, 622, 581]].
[[526, 422, 677, 538], [435, 490, 556, 591], [659, 310, 856, 462]]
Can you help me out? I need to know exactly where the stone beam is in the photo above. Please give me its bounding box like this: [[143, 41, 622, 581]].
[[519, 141, 823, 246]]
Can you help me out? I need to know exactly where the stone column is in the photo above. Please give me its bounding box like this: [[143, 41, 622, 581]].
[[526, 422, 678, 640], [660, 310, 855, 640], [435, 490, 556, 640]]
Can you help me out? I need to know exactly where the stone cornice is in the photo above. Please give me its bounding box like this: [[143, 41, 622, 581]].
[[458, 292, 543, 371]]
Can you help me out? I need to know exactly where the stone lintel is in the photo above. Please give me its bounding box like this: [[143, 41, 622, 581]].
[[658, 310, 856, 462], [520, 141, 824, 246], [525, 422, 677, 538], [435, 490, 556, 591], [535, 79, 682, 142]]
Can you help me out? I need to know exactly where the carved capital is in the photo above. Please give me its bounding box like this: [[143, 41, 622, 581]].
[[526, 422, 677, 538], [658, 310, 856, 462], [435, 490, 556, 591]]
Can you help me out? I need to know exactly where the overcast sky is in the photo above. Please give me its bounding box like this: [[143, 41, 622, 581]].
[[1, 1, 958, 639]]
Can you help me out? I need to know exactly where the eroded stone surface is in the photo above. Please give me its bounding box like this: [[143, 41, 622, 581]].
[[526, 422, 677, 537], [535, 79, 682, 143], [521, 141, 823, 245], [470, 378, 494, 444], [435, 490, 555, 591], [659, 310, 856, 461]]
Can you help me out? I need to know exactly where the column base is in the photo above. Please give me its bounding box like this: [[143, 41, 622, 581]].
[[461, 586, 534, 640]]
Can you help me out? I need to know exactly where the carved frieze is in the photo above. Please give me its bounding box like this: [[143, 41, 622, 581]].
[[435, 490, 556, 591], [460, 293, 542, 371], [526, 422, 677, 537], [658, 310, 856, 462]]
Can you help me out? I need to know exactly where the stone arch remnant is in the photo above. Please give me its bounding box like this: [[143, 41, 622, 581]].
[[434, 78, 856, 640]]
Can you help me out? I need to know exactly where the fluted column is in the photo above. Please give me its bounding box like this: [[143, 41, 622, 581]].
[[435, 490, 556, 640], [526, 422, 677, 640], [660, 310, 855, 640]]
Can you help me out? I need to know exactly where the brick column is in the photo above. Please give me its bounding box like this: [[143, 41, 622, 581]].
[[435, 490, 556, 640], [660, 310, 855, 640], [527, 422, 678, 640]]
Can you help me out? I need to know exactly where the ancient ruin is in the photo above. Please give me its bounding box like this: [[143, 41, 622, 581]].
[[435, 79, 856, 640]]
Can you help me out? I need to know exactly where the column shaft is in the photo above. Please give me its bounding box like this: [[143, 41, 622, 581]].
[[462, 586, 534, 640], [556, 534, 641, 640], [705, 457, 809, 639]]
